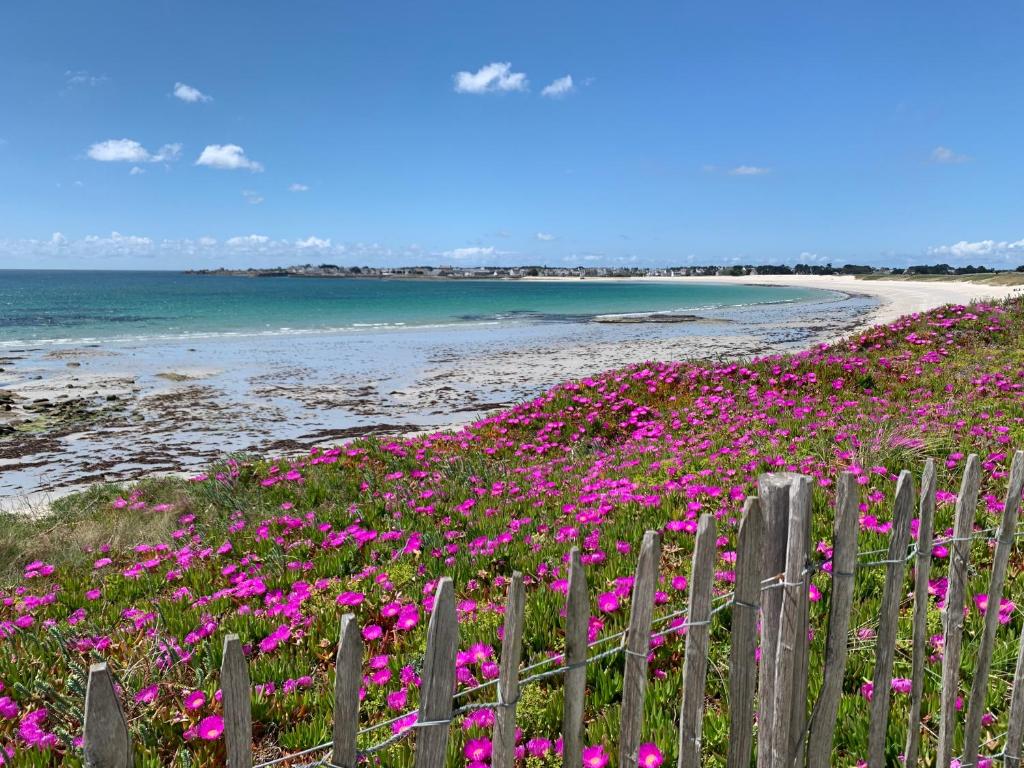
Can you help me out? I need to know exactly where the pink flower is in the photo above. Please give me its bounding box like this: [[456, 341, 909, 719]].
[[183, 690, 206, 710], [891, 678, 912, 694], [464, 738, 492, 762], [582, 744, 610, 768], [0, 696, 19, 719], [197, 715, 224, 740], [524, 738, 550, 757], [396, 608, 419, 630], [638, 742, 664, 768], [597, 592, 619, 613], [134, 685, 159, 705]]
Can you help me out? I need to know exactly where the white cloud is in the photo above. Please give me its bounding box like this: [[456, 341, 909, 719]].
[[930, 145, 969, 164], [296, 235, 332, 249], [541, 75, 574, 98], [198, 236, 218, 247], [927, 238, 1024, 259], [81, 231, 153, 248], [50, 232, 67, 246], [87, 139, 181, 164], [242, 190, 264, 205], [441, 246, 496, 260], [196, 144, 264, 172], [453, 62, 528, 94], [536, 232, 556, 241], [226, 234, 271, 247], [173, 82, 212, 103], [288, 183, 310, 192], [728, 165, 770, 176], [129, 166, 145, 175], [65, 70, 108, 88]]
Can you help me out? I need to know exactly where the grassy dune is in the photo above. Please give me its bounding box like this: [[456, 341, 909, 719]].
[[2, 299, 1024, 766]]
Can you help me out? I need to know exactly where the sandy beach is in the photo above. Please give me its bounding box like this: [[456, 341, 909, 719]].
[[2, 274, 1020, 511]]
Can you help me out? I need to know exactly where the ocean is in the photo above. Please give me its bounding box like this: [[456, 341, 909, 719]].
[[0, 270, 831, 346]]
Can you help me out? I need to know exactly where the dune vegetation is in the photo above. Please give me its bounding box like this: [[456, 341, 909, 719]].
[[2, 298, 1024, 767]]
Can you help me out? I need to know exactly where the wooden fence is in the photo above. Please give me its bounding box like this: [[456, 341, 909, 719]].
[[80, 450, 1024, 768]]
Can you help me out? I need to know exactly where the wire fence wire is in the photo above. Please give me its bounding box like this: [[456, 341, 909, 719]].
[[251, 523, 1017, 768]]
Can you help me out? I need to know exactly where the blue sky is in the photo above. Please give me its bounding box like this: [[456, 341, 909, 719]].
[[2, 1, 1023, 269]]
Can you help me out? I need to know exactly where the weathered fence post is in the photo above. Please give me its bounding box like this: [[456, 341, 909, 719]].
[[963, 450, 1024, 765], [806, 471, 860, 768], [221, 634, 253, 768], [1006, 621, 1024, 768], [867, 470, 915, 768], [726, 497, 763, 768], [905, 459, 937, 768], [414, 577, 458, 768], [83, 662, 132, 768], [757, 473, 797, 768], [619, 530, 662, 768], [562, 548, 589, 768], [332, 613, 362, 768], [937, 454, 981, 768], [677, 513, 716, 768], [788, 476, 814, 768], [492, 572, 526, 768], [771, 476, 811, 768]]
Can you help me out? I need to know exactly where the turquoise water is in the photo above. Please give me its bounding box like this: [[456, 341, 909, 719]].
[[0, 270, 830, 346]]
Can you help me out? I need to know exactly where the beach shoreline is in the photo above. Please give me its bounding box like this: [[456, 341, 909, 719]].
[[521, 273, 1024, 335], [2, 274, 1020, 513]]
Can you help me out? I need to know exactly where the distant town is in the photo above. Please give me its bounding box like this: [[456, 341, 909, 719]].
[[186, 262, 1024, 279]]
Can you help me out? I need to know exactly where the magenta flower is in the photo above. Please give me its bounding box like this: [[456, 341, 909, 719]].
[[582, 744, 610, 768], [526, 738, 552, 757], [638, 742, 664, 768], [464, 738, 492, 762], [197, 715, 224, 740], [0, 696, 19, 719], [597, 592, 619, 613], [891, 678, 912, 694], [135, 685, 159, 705], [183, 690, 206, 710]]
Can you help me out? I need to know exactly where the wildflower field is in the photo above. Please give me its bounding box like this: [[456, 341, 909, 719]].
[[3, 298, 1024, 767]]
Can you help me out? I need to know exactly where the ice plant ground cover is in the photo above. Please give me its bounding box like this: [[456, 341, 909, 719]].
[[3, 299, 1024, 767]]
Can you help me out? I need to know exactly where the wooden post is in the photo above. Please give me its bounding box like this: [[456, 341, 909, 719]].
[[83, 662, 132, 768], [727, 497, 764, 768], [963, 450, 1024, 765], [677, 513, 717, 768], [771, 476, 811, 768], [756, 473, 797, 768], [867, 470, 915, 768], [806, 471, 860, 768], [905, 459, 937, 768], [492, 572, 526, 768], [221, 634, 253, 768], [562, 548, 589, 768], [414, 578, 458, 768], [1005, 621, 1024, 768], [619, 531, 663, 768], [332, 614, 362, 768], [937, 454, 981, 768], [788, 476, 814, 768]]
